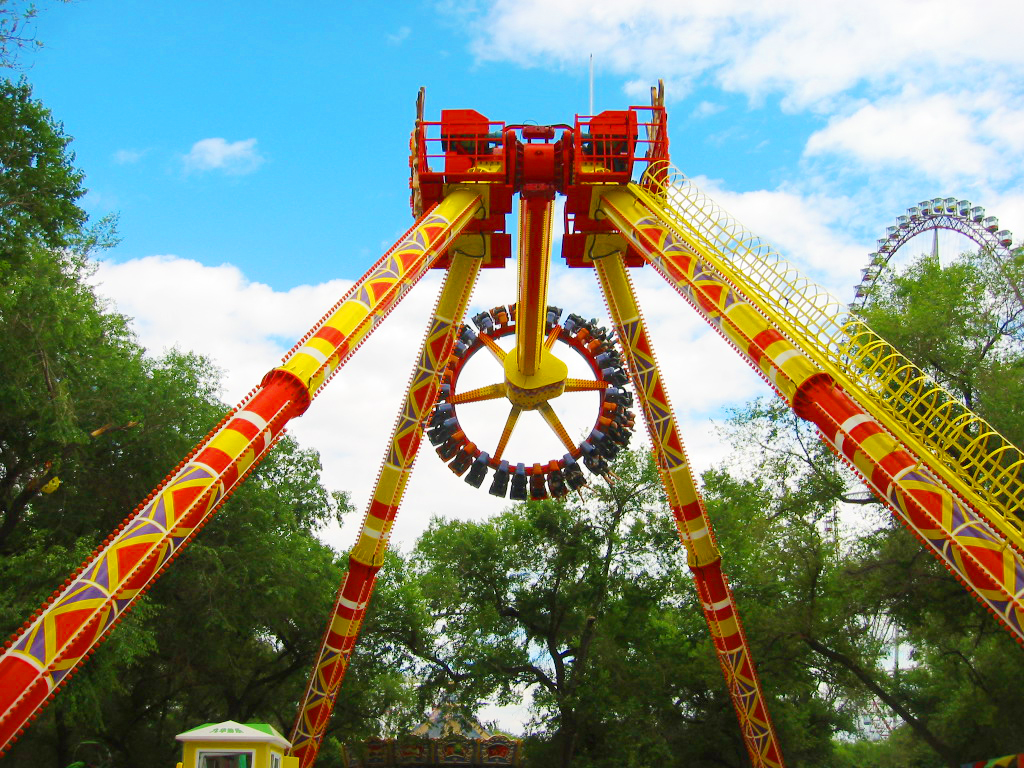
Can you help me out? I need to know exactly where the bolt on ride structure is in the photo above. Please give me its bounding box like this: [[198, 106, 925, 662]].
[[2, 84, 1024, 768]]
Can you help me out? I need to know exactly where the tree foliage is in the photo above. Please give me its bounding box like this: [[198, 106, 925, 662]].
[[0, 76, 422, 767], [4, 50, 1023, 768], [0, 78, 87, 253], [860, 248, 1024, 443], [407, 450, 847, 767]]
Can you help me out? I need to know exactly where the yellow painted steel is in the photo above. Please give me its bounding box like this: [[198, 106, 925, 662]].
[[351, 251, 484, 569], [624, 167, 1024, 554], [594, 252, 720, 569], [495, 406, 522, 461], [564, 378, 608, 392], [597, 187, 816, 407], [276, 187, 483, 397], [537, 403, 578, 454], [450, 382, 508, 404], [594, 251, 785, 768], [598, 185, 1024, 644], [289, 251, 486, 768], [479, 333, 507, 362], [515, 197, 554, 376], [503, 346, 568, 409]]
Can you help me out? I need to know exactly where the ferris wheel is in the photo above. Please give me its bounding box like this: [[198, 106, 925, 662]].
[[851, 197, 1017, 311]]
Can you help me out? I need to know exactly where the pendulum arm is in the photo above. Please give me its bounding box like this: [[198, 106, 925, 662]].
[[594, 251, 785, 768], [477, 333, 507, 363], [536, 403, 579, 455], [597, 185, 1024, 643], [450, 382, 507, 404], [288, 251, 483, 768], [515, 195, 554, 376], [564, 378, 608, 393], [0, 188, 484, 756]]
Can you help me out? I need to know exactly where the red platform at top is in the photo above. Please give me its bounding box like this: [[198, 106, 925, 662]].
[[410, 103, 669, 268]]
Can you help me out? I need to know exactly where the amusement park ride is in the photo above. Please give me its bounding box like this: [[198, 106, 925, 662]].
[[2, 84, 1024, 768]]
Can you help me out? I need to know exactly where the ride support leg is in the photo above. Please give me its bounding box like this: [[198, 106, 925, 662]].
[[289, 251, 484, 767], [0, 189, 484, 756], [597, 185, 1024, 645], [594, 251, 785, 768]]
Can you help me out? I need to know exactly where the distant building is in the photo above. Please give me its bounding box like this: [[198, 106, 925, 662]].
[[340, 704, 522, 766]]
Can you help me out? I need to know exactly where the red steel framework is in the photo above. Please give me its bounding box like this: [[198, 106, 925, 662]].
[[1, 83, 1022, 767]]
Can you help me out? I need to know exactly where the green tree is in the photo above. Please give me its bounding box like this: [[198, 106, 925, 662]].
[[0, 1, 67, 69], [407, 450, 844, 767], [850, 247, 1024, 762], [860, 248, 1024, 444], [0, 74, 423, 768], [715, 399, 969, 767], [0, 243, 425, 767], [0, 78, 87, 253], [714, 379, 1024, 766]]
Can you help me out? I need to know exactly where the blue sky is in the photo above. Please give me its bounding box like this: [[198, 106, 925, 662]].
[[30, 1, 866, 287], [14, 0, 1024, 735], [18, 0, 1024, 549]]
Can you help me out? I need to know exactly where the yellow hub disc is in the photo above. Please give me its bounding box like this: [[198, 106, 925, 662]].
[[503, 345, 568, 410]]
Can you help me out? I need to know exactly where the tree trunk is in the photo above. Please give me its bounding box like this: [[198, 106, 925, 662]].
[[802, 635, 959, 768]]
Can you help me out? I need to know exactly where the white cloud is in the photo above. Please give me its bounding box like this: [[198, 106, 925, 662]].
[[113, 148, 147, 164], [803, 92, 1024, 188], [387, 26, 411, 44], [688, 176, 869, 295], [691, 101, 724, 119], [462, 1, 1024, 109], [183, 137, 265, 175], [457, 1, 1024, 195], [92, 254, 770, 553]]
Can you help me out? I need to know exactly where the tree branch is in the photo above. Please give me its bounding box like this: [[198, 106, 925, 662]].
[[801, 634, 959, 768]]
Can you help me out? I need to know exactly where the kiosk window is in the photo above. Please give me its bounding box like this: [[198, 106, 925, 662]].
[[197, 751, 255, 768]]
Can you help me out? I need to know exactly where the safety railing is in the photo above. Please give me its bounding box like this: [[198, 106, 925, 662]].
[[574, 105, 668, 185], [414, 116, 507, 182], [630, 162, 1024, 552]]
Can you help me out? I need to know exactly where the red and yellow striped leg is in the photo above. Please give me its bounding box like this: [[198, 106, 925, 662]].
[[597, 188, 818, 404], [278, 188, 483, 399], [0, 377, 299, 754], [598, 187, 1024, 644], [288, 252, 483, 767], [594, 252, 785, 768], [0, 189, 484, 757], [794, 380, 1024, 640]]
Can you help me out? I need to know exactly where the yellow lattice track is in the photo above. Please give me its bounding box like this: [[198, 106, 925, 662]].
[[630, 163, 1024, 553]]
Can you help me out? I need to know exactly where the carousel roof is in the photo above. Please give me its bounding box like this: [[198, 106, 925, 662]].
[[341, 704, 521, 767]]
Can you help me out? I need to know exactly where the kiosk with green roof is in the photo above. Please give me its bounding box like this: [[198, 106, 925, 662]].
[[175, 721, 299, 768]]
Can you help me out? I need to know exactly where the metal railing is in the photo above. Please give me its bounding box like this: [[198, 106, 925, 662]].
[[631, 162, 1024, 552]]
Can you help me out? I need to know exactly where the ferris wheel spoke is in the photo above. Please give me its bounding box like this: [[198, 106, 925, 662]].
[[450, 382, 507, 404], [478, 333, 507, 364], [494, 405, 523, 462], [537, 403, 578, 455], [544, 325, 561, 349], [564, 378, 609, 393]]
